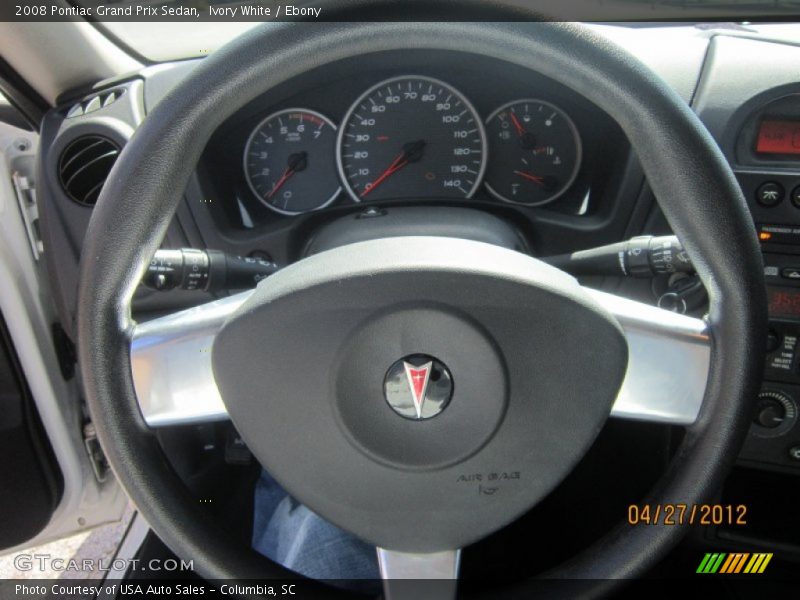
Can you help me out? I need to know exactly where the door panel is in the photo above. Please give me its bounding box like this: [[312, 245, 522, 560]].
[[0, 311, 62, 548], [0, 103, 127, 553]]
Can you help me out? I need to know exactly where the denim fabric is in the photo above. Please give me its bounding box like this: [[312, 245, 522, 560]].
[[252, 469, 381, 585]]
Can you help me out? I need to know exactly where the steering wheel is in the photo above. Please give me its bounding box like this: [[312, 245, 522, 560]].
[[77, 20, 766, 597]]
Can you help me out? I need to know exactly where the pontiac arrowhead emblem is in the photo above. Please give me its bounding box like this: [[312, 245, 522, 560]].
[[403, 361, 432, 419], [383, 354, 453, 420]]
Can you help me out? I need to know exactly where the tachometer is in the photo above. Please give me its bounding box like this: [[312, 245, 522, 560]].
[[337, 76, 486, 202], [244, 108, 341, 215], [484, 99, 581, 206]]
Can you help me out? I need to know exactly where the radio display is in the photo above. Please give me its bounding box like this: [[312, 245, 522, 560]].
[[768, 286, 800, 318], [756, 120, 800, 155]]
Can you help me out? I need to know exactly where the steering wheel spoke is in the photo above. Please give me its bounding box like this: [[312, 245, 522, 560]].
[[587, 288, 711, 426], [130, 292, 251, 427], [377, 548, 460, 600], [130, 284, 710, 429]]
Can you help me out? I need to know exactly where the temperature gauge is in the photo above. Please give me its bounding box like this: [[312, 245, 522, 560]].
[[484, 99, 581, 207]]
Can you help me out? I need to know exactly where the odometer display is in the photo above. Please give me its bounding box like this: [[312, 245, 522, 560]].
[[337, 76, 486, 202]]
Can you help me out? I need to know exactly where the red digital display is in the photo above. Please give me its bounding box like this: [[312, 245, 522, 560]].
[[756, 120, 800, 155], [768, 287, 800, 318]]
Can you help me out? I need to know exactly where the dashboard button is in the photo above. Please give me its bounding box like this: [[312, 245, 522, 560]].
[[767, 329, 781, 353], [781, 267, 800, 280], [792, 185, 800, 208], [356, 207, 387, 219], [756, 181, 784, 207], [789, 446, 800, 461]]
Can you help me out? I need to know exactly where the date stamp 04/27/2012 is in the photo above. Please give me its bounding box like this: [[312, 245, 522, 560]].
[[627, 504, 747, 526]]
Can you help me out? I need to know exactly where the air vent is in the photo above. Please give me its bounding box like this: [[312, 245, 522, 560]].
[[58, 136, 120, 207], [65, 89, 124, 119]]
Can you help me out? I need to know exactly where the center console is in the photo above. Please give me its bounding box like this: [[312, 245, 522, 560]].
[[733, 98, 800, 473]]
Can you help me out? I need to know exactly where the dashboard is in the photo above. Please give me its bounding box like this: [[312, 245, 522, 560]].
[[199, 50, 627, 242], [238, 76, 580, 215]]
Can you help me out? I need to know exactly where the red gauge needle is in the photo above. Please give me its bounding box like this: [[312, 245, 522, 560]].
[[267, 152, 307, 199], [268, 167, 295, 199], [361, 140, 426, 198], [509, 112, 539, 150], [361, 153, 407, 198], [509, 111, 526, 137], [513, 170, 545, 185]]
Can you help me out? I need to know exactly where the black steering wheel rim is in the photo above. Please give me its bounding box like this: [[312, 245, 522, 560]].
[[77, 20, 766, 594]]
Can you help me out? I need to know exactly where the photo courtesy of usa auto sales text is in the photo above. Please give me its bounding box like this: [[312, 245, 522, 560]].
[[14, 583, 299, 596]]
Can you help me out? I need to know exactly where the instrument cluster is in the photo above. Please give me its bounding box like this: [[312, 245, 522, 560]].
[[242, 74, 582, 216]]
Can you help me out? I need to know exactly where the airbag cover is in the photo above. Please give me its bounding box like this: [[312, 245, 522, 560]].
[[212, 237, 627, 552]]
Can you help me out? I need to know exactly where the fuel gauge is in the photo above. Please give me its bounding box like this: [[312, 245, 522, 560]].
[[484, 99, 581, 207]]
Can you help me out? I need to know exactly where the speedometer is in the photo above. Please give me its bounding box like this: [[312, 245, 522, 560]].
[[337, 76, 487, 202]]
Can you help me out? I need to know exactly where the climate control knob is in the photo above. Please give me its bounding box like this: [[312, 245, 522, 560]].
[[751, 390, 797, 438]]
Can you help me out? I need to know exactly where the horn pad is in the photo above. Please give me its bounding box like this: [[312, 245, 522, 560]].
[[212, 237, 627, 552]]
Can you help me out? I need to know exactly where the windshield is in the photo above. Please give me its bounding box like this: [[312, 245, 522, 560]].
[[86, 0, 800, 62], [102, 22, 260, 62]]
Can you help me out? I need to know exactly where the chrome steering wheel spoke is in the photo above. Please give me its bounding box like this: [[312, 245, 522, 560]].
[[130, 292, 251, 427], [377, 548, 460, 600], [130, 286, 710, 428], [586, 288, 710, 425]]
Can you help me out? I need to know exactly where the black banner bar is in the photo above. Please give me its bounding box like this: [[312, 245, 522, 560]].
[[1, 577, 800, 600], [1, 0, 800, 22]]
